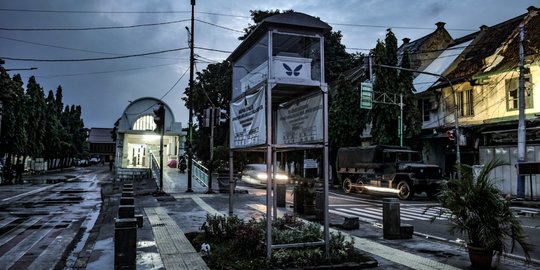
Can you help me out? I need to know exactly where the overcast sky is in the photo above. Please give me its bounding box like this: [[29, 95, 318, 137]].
[[0, 0, 536, 129]]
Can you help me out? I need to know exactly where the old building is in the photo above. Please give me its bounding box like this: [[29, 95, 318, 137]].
[[415, 6, 540, 196], [87, 128, 115, 162], [113, 97, 186, 179]]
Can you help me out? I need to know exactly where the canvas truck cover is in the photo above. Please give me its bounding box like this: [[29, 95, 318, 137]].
[[336, 145, 409, 168]]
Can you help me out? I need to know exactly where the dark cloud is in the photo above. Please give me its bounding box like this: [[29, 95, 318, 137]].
[[0, 0, 534, 128]]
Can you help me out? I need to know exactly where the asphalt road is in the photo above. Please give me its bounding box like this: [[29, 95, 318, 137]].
[[0, 166, 110, 269], [327, 189, 540, 262]]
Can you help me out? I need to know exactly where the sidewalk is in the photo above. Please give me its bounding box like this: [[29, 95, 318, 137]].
[[131, 169, 539, 269], [8, 167, 539, 269]]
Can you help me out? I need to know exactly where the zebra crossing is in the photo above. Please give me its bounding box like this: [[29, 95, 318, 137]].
[[329, 204, 451, 224]]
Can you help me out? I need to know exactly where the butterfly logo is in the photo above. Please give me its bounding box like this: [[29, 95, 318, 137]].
[[283, 63, 303, 76]]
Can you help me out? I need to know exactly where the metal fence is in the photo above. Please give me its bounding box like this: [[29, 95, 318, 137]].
[[150, 153, 160, 188], [192, 160, 208, 187]]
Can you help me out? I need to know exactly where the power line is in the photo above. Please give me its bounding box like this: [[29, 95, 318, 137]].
[[0, 36, 185, 60], [0, 8, 481, 31], [0, 8, 251, 18], [124, 68, 190, 116], [36, 63, 181, 78], [1, 47, 189, 62], [0, 19, 190, 31], [330, 22, 476, 32], [195, 19, 244, 33], [160, 67, 189, 100], [195, 46, 232, 54]]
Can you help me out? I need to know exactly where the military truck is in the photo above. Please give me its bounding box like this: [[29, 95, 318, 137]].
[[336, 145, 444, 200]]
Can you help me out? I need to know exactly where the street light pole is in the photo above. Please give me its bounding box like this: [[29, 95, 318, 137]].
[[186, 0, 195, 193], [5, 67, 37, 71]]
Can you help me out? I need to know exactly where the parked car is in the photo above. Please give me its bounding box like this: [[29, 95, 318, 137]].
[[241, 164, 289, 186], [78, 159, 90, 167], [89, 157, 100, 165]]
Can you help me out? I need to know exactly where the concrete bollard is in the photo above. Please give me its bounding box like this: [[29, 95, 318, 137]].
[[315, 190, 325, 220], [118, 205, 135, 219], [342, 217, 360, 230], [123, 183, 133, 189], [276, 184, 286, 207], [120, 197, 134, 205], [121, 191, 134, 198], [382, 198, 401, 240], [114, 218, 137, 269], [134, 214, 144, 228], [400, 224, 414, 239]]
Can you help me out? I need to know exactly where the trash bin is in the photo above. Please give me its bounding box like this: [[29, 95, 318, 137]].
[[276, 184, 286, 207], [217, 170, 236, 193]]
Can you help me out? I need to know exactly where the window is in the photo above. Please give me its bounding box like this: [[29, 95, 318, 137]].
[[506, 75, 533, 111], [133, 115, 157, 131], [457, 89, 474, 117], [417, 98, 431, 122]]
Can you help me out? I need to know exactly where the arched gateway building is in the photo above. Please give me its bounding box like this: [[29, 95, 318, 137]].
[[113, 97, 186, 179]]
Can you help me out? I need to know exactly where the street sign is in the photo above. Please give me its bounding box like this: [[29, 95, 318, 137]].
[[360, 82, 373, 109]]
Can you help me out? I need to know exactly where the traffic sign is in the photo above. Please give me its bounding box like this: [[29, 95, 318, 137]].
[[360, 82, 373, 109]]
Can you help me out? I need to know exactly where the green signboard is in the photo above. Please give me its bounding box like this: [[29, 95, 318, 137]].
[[360, 82, 373, 109]]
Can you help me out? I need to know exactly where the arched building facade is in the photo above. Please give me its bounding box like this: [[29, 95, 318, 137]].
[[114, 97, 186, 169]]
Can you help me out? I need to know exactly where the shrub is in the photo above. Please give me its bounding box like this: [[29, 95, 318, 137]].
[[192, 213, 374, 269]]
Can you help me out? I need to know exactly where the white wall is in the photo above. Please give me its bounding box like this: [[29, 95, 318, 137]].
[[479, 145, 540, 198]]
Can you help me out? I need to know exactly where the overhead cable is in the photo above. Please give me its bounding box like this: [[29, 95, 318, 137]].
[[0, 8, 251, 18], [1, 47, 189, 62], [0, 19, 190, 31]]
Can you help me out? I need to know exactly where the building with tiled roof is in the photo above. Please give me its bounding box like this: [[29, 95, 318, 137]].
[[415, 6, 540, 197]]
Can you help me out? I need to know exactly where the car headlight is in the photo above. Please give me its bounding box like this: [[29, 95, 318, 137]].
[[275, 174, 288, 180], [256, 173, 267, 180]]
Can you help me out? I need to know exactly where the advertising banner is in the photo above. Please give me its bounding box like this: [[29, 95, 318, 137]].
[[277, 94, 323, 144], [230, 86, 266, 149]]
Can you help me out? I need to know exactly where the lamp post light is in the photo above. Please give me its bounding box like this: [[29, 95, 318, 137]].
[[5, 67, 37, 71]]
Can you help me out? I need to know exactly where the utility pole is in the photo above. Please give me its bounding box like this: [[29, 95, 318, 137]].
[[186, 0, 195, 192], [206, 107, 215, 194], [517, 22, 526, 199]]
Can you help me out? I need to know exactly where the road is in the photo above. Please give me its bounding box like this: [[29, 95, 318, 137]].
[[0, 166, 110, 269], [327, 189, 540, 261]]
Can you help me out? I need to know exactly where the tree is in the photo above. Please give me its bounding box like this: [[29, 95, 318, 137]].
[[24, 76, 46, 159], [0, 70, 27, 161], [43, 90, 62, 167], [369, 30, 401, 145], [399, 50, 421, 140], [184, 61, 232, 162], [0, 64, 87, 170], [239, 9, 293, 40]]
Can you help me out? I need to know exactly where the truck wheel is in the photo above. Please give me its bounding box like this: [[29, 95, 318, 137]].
[[397, 180, 414, 200], [343, 178, 354, 193]]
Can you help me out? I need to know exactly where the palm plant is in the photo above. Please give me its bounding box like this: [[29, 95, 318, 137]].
[[431, 158, 532, 266]]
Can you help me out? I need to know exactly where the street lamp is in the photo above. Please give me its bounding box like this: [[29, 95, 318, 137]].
[[5, 67, 37, 71]]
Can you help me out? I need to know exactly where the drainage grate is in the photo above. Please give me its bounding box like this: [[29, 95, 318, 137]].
[[152, 223, 166, 227]]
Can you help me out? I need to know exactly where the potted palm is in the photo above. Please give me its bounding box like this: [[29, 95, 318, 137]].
[[430, 158, 532, 268]]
